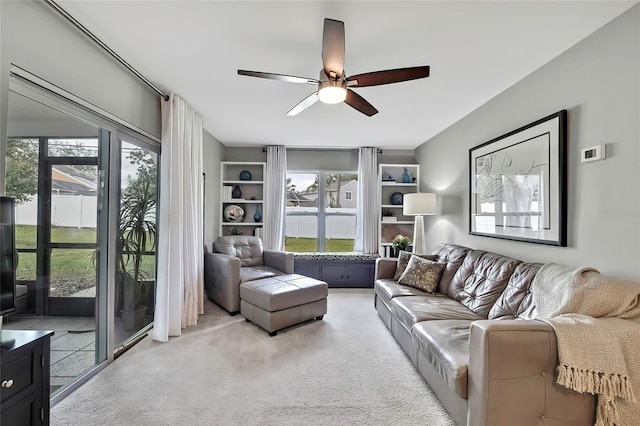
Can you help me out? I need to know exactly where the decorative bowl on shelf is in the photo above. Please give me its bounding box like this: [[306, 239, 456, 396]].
[[224, 204, 245, 222], [239, 170, 252, 181], [390, 192, 404, 205]]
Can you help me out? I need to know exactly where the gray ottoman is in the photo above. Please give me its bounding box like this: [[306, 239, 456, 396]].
[[240, 274, 328, 336]]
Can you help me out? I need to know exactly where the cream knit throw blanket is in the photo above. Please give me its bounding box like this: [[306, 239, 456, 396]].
[[531, 263, 640, 426]]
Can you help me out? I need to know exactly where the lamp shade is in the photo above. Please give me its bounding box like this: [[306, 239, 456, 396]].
[[403, 193, 437, 216]]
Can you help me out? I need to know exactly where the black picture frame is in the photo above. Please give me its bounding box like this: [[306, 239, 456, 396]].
[[469, 110, 567, 246]]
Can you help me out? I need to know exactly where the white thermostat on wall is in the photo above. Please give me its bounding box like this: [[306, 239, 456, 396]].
[[581, 144, 606, 163]]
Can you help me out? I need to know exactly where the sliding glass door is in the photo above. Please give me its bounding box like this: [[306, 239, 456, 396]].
[[4, 77, 160, 398], [5, 88, 109, 395]]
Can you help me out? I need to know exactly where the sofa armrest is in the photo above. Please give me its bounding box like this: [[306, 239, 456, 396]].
[[204, 252, 242, 312], [468, 320, 595, 426], [375, 258, 397, 280], [264, 250, 294, 274]]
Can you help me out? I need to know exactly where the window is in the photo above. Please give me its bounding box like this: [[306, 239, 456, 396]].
[[285, 172, 358, 252]]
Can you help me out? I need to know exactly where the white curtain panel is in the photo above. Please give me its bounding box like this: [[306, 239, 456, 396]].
[[355, 147, 379, 253], [153, 94, 204, 342], [263, 146, 287, 251]]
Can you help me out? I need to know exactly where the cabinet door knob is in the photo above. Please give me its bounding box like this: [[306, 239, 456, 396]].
[[1, 379, 14, 388]]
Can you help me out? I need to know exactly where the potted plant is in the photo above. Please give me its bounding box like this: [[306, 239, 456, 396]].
[[391, 234, 410, 257], [118, 150, 157, 330], [382, 208, 396, 222]]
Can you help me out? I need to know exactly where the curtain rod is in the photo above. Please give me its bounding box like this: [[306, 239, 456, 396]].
[[43, 0, 170, 101], [262, 147, 382, 153]]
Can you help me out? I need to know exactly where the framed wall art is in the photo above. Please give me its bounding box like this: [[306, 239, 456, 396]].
[[469, 110, 567, 246]]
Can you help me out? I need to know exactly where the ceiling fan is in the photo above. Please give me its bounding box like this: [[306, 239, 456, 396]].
[[238, 18, 430, 117]]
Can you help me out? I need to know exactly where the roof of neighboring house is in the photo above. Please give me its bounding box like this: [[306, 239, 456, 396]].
[[302, 179, 358, 196], [287, 191, 312, 203], [52, 165, 97, 195]]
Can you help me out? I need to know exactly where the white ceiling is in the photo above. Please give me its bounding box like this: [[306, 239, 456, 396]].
[[58, 1, 637, 150]]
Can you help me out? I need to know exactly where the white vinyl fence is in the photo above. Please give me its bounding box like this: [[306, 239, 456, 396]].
[[285, 213, 355, 239], [16, 195, 98, 228]]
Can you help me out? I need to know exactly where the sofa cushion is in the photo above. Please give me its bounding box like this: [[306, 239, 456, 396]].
[[515, 287, 540, 320], [239, 265, 283, 284], [431, 243, 472, 294], [214, 235, 264, 267], [398, 256, 445, 293], [391, 295, 482, 332], [375, 279, 434, 307], [393, 251, 439, 281], [447, 250, 521, 318], [412, 319, 473, 398], [489, 262, 542, 320]]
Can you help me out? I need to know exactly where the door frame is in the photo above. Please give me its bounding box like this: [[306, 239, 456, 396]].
[[38, 152, 99, 316]]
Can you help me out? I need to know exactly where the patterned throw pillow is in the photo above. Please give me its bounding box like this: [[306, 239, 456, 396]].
[[397, 255, 446, 294], [393, 251, 439, 281]]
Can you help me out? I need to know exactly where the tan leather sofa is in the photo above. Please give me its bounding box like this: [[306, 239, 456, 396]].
[[374, 243, 595, 426], [204, 236, 294, 314]]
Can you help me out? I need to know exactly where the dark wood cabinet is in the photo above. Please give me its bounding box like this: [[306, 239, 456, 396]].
[[1, 330, 54, 426], [294, 259, 375, 288]]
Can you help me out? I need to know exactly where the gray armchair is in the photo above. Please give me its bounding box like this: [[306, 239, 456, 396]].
[[204, 235, 294, 315]]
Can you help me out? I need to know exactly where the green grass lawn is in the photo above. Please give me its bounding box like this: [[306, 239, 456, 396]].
[[285, 238, 354, 252], [15, 225, 155, 297], [16, 224, 97, 247]]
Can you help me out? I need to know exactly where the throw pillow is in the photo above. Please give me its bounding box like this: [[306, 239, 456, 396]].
[[398, 255, 446, 294], [393, 251, 439, 281]]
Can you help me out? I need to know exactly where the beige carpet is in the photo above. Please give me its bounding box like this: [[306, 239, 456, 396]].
[[51, 289, 455, 426]]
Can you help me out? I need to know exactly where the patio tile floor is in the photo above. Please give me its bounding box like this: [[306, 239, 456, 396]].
[[4, 315, 97, 394]]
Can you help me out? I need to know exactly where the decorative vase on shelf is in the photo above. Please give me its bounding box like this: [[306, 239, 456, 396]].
[[253, 204, 262, 223], [402, 168, 411, 183], [390, 192, 403, 205], [231, 185, 242, 199]]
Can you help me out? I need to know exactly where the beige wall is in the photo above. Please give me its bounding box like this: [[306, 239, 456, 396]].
[[415, 6, 640, 279]]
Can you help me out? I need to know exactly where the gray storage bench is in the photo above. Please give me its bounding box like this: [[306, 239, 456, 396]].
[[240, 274, 328, 336]]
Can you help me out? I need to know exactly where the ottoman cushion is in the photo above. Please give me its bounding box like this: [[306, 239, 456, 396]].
[[240, 274, 328, 312]]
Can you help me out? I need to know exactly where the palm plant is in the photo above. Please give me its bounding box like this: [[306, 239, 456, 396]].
[[118, 150, 157, 313]]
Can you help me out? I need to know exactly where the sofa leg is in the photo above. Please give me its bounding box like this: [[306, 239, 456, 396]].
[[316, 315, 324, 320], [269, 331, 277, 337], [245, 318, 250, 322], [229, 311, 239, 316]]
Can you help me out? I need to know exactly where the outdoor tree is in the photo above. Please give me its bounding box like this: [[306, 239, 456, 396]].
[[4, 138, 98, 204], [4, 139, 39, 204], [305, 173, 358, 208], [125, 148, 157, 195], [286, 177, 297, 193]]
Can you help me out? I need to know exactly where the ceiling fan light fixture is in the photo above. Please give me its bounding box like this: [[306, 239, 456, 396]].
[[318, 80, 347, 104], [237, 19, 430, 116]]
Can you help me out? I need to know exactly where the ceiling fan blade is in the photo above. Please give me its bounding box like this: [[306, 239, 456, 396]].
[[286, 92, 320, 116], [238, 70, 318, 85], [344, 89, 378, 117], [346, 66, 430, 87], [322, 18, 345, 78]]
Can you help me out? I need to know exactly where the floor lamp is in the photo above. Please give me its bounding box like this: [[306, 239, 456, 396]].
[[403, 193, 437, 254]]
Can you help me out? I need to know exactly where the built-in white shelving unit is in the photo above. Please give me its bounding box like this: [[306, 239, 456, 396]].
[[219, 161, 266, 238], [378, 163, 420, 256]]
